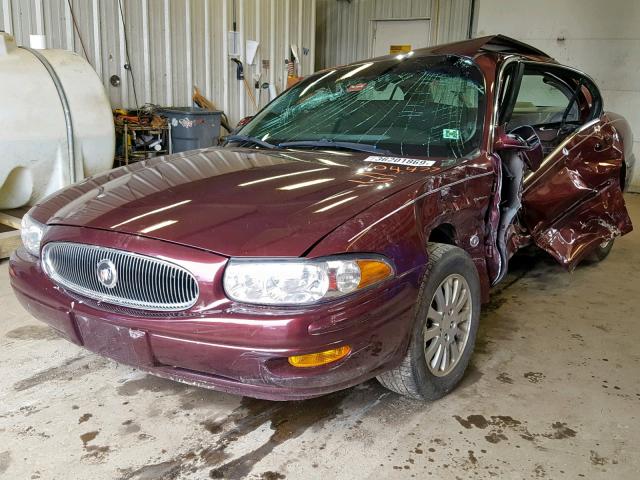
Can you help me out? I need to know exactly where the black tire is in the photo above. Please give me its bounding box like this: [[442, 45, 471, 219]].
[[585, 238, 614, 264], [377, 243, 481, 400]]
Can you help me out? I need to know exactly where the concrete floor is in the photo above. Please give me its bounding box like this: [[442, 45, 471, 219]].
[[1, 195, 639, 480]]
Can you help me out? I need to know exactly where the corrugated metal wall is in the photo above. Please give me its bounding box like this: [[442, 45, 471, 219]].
[[316, 0, 473, 69], [0, 0, 317, 124], [0, 0, 471, 122]]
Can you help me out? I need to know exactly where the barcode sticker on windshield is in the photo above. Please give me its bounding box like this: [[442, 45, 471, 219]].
[[364, 156, 435, 167], [442, 129, 460, 140]]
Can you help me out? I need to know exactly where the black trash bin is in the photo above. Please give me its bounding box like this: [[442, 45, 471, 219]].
[[159, 107, 222, 153]]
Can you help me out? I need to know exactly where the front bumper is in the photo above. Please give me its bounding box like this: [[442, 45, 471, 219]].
[[9, 244, 421, 400]]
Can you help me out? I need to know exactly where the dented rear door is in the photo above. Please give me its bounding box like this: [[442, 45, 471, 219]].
[[521, 116, 632, 269]]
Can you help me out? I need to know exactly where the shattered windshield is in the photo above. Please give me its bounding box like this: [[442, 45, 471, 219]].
[[240, 55, 486, 158]]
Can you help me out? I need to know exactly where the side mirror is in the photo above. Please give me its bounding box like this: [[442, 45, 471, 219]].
[[494, 128, 529, 151], [494, 125, 544, 172]]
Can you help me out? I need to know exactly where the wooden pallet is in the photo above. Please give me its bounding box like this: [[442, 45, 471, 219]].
[[0, 209, 24, 259]]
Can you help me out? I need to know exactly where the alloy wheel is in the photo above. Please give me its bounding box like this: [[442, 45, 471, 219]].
[[423, 274, 472, 377]]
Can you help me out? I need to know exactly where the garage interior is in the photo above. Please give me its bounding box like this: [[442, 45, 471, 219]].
[[1, 0, 639, 479]]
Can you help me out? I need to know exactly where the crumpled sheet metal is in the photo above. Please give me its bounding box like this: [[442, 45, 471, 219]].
[[532, 181, 632, 270]]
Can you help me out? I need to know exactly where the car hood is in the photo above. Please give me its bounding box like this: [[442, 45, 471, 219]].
[[37, 147, 449, 257]]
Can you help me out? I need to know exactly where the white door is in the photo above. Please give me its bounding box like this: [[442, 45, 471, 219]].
[[371, 19, 431, 57]]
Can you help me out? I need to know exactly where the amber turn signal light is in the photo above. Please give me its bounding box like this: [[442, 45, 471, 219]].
[[288, 345, 351, 368], [356, 259, 393, 289]]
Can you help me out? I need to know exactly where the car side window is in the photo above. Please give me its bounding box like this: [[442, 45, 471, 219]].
[[507, 72, 579, 130]]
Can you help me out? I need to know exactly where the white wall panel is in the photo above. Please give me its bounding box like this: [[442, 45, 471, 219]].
[[0, 0, 317, 124], [316, 0, 472, 69], [475, 0, 640, 189]]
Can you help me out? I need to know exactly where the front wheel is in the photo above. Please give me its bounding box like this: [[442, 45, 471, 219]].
[[377, 243, 481, 400]]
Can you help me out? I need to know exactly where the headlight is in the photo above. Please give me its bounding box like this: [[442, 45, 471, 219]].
[[21, 213, 45, 257], [223, 256, 394, 305]]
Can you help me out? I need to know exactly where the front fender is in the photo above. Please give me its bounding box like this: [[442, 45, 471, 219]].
[[307, 181, 428, 276], [307, 162, 496, 302]]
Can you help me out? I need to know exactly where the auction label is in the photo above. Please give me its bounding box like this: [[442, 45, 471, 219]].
[[364, 156, 435, 167]]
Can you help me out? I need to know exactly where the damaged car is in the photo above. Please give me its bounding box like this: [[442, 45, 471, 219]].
[[10, 35, 634, 401]]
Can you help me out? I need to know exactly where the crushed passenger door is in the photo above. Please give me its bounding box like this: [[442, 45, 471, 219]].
[[521, 117, 632, 269]]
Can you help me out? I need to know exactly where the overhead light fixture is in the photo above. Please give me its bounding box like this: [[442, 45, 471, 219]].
[[238, 168, 329, 187], [337, 62, 373, 81], [312, 190, 355, 206], [314, 195, 358, 213], [300, 70, 336, 97], [278, 178, 335, 190], [139, 220, 178, 234], [318, 150, 352, 157], [111, 200, 191, 229], [317, 158, 347, 167]]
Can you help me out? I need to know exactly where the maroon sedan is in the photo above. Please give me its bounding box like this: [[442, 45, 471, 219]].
[[11, 35, 634, 401]]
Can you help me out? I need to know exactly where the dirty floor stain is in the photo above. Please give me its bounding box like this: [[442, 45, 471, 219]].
[[0, 451, 11, 475], [4, 325, 60, 341], [12, 355, 109, 392]]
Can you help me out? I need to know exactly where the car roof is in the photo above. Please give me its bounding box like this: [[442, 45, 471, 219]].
[[420, 34, 552, 59], [318, 35, 560, 77], [349, 35, 557, 67]]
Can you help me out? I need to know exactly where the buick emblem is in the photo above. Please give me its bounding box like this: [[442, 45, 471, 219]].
[[96, 259, 118, 289]]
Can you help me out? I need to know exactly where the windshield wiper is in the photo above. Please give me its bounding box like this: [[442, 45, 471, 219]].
[[224, 134, 277, 149], [278, 139, 394, 156]]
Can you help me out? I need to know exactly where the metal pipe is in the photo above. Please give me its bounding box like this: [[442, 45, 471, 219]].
[[204, 0, 212, 99], [185, 0, 193, 105], [239, 0, 245, 118], [269, 0, 275, 89], [297, 0, 303, 75], [255, 0, 261, 108], [34, 0, 44, 36], [2, 0, 13, 34], [63, 0, 74, 51], [222, 0, 230, 115], [66, 0, 90, 59], [21, 46, 77, 184], [117, 0, 129, 107], [310, 0, 316, 72], [91, 0, 101, 77], [163, 0, 173, 106], [142, 0, 151, 104], [284, 0, 290, 89], [468, 0, 476, 39]]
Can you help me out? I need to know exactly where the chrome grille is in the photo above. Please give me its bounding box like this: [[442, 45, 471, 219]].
[[42, 242, 199, 311]]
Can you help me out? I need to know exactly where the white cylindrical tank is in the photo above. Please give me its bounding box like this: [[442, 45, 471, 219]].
[[0, 32, 114, 209]]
